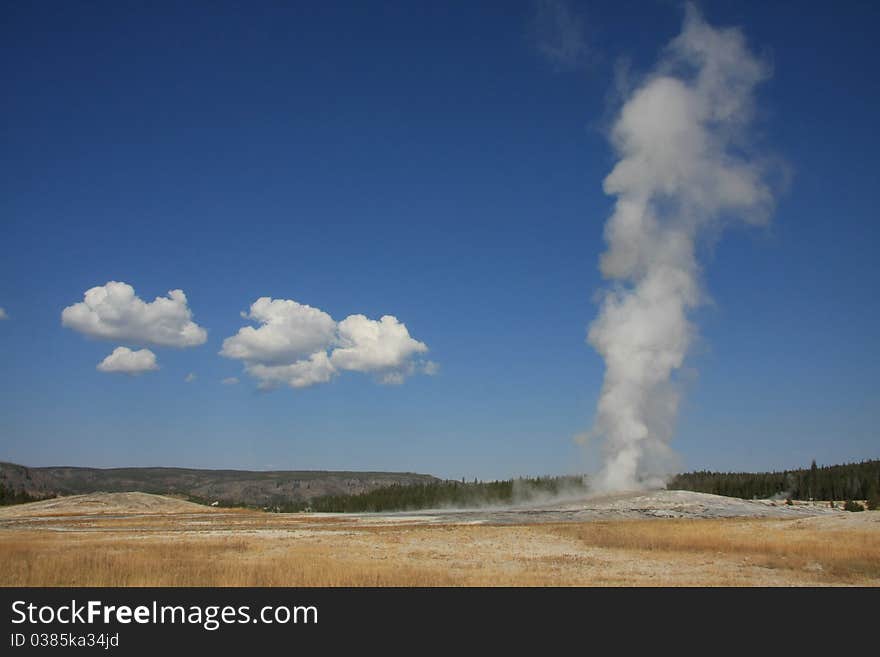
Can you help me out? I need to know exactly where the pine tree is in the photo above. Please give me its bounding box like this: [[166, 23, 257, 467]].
[[866, 482, 880, 511], [809, 460, 818, 500]]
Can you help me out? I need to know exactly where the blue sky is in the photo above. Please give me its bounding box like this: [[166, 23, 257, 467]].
[[1, 1, 877, 480]]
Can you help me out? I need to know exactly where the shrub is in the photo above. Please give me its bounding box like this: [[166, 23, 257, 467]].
[[843, 499, 864, 512]]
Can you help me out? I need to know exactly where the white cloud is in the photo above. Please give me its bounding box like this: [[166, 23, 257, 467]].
[[246, 351, 336, 390], [0, 307, 7, 320], [185, 372, 196, 383], [221, 298, 433, 390], [220, 297, 335, 364], [62, 281, 207, 348], [96, 347, 159, 375], [330, 315, 428, 373], [221, 377, 239, 385], [378, 359, 438, 385]]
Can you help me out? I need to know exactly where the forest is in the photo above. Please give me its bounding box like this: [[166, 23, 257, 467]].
[[0, 482, 43, 506], [272, 475, 588, 513], [668, 459, 880, 503], [275, 459, 880, 513]]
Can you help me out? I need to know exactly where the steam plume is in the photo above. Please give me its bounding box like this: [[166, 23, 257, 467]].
[[585, 6, 776, 491]]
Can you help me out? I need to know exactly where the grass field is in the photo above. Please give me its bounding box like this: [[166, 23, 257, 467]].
[[2, 506, 878, 586]]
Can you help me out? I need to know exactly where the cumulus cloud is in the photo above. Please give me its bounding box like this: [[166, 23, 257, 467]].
[[61, 281, 207, 348], [221, 377, 239, 385], [246, 351, 336, 390], [96, 347, 159, 375], [221, 297, 434, 390], [185, 372, 197, 383], [330, 315, 428, 373], [220, 297, 336, 364], [0, 307, 7, 320]]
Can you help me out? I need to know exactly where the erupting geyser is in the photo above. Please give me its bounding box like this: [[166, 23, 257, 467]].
[[584, 5, 779, 492]]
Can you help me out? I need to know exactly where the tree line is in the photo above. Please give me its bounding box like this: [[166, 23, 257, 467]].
[[270, 475, 588, 513], [0, 482, 44, 506], [668, 459, 880, 503], [274, 460, 880, 513], [3, 459, 879, 511]]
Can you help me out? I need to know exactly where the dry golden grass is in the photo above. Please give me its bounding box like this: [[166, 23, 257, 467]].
[[0, 532, 462, 587], [2, 512, 878, 586], [547, 518, 880, 582]]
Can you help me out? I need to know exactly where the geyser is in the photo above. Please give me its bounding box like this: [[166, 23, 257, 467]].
[[585, 5, 778, 492]]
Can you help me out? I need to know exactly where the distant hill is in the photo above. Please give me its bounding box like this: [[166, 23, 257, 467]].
[[0, 461, 439, 508]]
